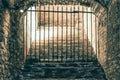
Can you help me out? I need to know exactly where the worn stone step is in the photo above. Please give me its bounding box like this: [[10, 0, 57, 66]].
[[23, 62, 100, 68], [19, 62, 106, 79], [27, 55, 96, 60], [19, 67, 106, 79], [21, 66, 103, 72], [19, 78, 106, 80], [18, 57, 106, 80], [18, 70, 105, 79]]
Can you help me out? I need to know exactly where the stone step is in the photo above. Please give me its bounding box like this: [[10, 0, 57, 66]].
[[24, 62, 100, 68], [19, 69, 106, 79], [18, 61, 106, 79], [25, 58, 99, 66], [21, 66, 104, 74], [31, 46, 90, 49], [31, 58, 91, 61], [20, 67, 105, 79], [19, 76, 106, 80], [18, 57, 106, 80], [26, 56, 96, 63], [18, 78, 106, 80]]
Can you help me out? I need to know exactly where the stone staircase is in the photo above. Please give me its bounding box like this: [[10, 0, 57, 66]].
[[27, 38, 96, 62], [17, 60, 107, 80], [17, 36, 107, 80]]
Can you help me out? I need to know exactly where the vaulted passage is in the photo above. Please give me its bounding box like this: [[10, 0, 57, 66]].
[[0, 0, 120, 80], [17, 2, 107, 80]]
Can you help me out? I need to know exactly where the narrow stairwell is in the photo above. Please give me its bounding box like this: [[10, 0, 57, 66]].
[[18, 59, 107, 80], [18, 38, 107, 80]]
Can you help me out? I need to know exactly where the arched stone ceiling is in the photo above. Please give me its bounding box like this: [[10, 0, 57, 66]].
[[95, 0, 111, 8], [0, 0, 111, 9]]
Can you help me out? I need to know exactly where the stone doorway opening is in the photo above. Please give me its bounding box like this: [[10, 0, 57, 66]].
[[22, 3, 99, 63], [18, 0, 107, 80]]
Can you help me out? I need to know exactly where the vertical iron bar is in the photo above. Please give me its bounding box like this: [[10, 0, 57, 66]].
[[96, 16, 99, 58], [78, 5, 80, 61], [91, 9, 92, 61], [44, 5, 46, 61], [66, 5, 68, 62], [22, 17, 24, 61], [53, 5, 54, 62], [61, 6, 63, 62], [57, 6, 59, 62], [30, 7, 32, 59], [62, 6, 64, 62], [39, 6, 41, 62], [70, 6, 73, 62], [48, 4, 50, 62], [95, 17, 98, 61], [74, 4, 75, 61], [86, 7, 88, 61], [97, 17, 99, 61], [82, 6, 84, 61], [35, 5, 37, 60], [26, 12, 28, 61]]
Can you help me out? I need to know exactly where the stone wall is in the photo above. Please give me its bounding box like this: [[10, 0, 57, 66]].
[[0, 7, 10, 80], [92, 0, 120, 80], [106, 1, 120, 80], [8, 10, 25, 79], [92, 0, 108, 67], [0, 0, 42, 79]]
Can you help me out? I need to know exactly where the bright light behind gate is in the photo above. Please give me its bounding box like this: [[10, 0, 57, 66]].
[[26, 6, 82, 42], [24, 5, 98, 60], [26, 6, 95, 41]]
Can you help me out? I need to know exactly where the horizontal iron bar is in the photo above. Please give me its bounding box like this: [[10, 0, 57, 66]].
[[27, 10, 93, 13]]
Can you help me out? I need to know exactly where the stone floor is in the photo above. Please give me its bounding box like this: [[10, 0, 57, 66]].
[[17, 61, 107, 80]]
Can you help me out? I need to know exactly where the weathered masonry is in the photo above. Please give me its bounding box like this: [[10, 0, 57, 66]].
[[0, 0, 120, 80]]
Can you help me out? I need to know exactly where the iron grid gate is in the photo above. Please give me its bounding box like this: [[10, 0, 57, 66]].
[[23, 4, 98, 62]]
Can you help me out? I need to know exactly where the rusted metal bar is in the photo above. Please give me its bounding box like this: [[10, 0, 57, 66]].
[[27, 10, 93, 13]]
